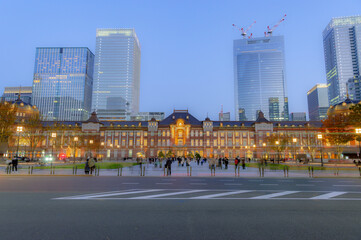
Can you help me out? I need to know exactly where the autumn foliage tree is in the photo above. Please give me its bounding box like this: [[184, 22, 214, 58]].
[[0, 102, 17, 156], [24, 112, 45, 160], [322, 113, 354, 159]]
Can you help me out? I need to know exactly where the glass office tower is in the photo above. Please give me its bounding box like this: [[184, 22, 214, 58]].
[[234, 36, 288, 121], [323, 16, 361, 105], [1, 86, 32, 104], [32, 47, 94, 121], [307, 84, 329, 121], [92, 29, 141, 121]]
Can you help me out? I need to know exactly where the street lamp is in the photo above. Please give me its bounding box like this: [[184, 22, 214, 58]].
[[317, 134, 323, 167], [262, 143, 266, 159], [292, 138, 297, 162], [73, 136, 78, 162], [275, 140, 280, 163], [16, 126, 23, 157], [356, 128, 361, 158], [51, 132, 57, 158]]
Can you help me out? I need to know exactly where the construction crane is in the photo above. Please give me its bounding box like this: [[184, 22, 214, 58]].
[[232, 21, 256, 39], [265, 14, 286, 37]]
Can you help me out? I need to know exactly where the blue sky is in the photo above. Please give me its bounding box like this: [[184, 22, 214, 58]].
[[0, 0, 360, 120]]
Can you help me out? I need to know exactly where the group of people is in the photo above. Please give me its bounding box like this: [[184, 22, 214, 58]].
[[84, 157, 97, 174], [234, 156, 247, 170]]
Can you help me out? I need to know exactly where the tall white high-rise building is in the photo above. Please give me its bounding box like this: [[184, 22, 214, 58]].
[[92, 29, 141, 121], [323, 16, 361, 105]]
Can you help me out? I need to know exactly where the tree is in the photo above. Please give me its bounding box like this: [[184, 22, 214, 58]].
[[265, 134, 290, 163], [322, 114, 354, 159], [194, 152, 201, 160], [166, 150, 174, 158], [24, 112, 45, 160], [349, 103, 361, 127], [158, 151, 165, 159], [0, 101, 17, 156], [187, 152, 194, 159]]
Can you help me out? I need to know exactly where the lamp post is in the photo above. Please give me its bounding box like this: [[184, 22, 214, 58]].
[[317, 134, 323, 167], [51, 132, 57, 159], [73, 136, 78, 162], [262, 143, 266, 159], [356, 129, 361, 158], [292, 138, 297, 162], [275, 140, 280, 163], [16, 126, 23, 157]]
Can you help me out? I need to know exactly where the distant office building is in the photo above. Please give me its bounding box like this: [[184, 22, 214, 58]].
[[323, 16, 361, 105], [234, 36, 289, 121], [32, 47, 94, 121], [307, 84, 329, 121], [289, 112, 306, 121], [92, 29, 141, 121], [1, 86, 32, 104], [219, 112, 230, 121], [130, 112, 165, 121], [348, 76, 361, 101]]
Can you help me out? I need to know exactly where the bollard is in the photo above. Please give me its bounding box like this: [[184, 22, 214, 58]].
[[283, 166, 286, 177], [190, 166, 192, 177], [140, 166, 143, 176], [235, 165, 237, 176], [97, 167, 100, 176], [311, 166, 314, 178], [143, 166, 145, 176], [28, 166, 31, 175], [187, 166, 189, 176], [31, 166, 33, 175], [118, 167, 120, 176], [75, 166, 78, 175], [72, 166, 74, 175], [120, 167, 123, 176], [238, 166, 240, 177]]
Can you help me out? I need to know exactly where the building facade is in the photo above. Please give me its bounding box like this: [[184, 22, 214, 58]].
[[1, 87, 32, 104], [9, 110, 348, 161], [323, 16, 361, 106], [234, 36, 289, 121], [289, 112, 306, 121], [32, 47, 94, 121], [348, 75, 361, 101], [219, 112, 231, 121], [307, 84, 329, 121], [92, 29, 141, 121]]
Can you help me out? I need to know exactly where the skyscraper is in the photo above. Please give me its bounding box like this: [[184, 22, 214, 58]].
[[348, 75, 361, 101], [307, 84, 329, 121], [234, 36, 288, 121], [323, 16, 361, 105], [289, 112, 306, 121], [32, 47, 94, 121], [92, 29, 141, 121]]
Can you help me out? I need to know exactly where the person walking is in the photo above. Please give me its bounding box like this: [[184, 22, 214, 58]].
[[242, 158, 246, 169], [210, 158, 216, 176], [84, 159, 90, 175], [88, 157, 96, 174], [225, 157, 229, 169], [165, 158, 172, 176]]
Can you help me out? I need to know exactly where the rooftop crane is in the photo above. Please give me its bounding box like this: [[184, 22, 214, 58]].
[[232, 21, 256, 38], [265, 14, 286, 37]]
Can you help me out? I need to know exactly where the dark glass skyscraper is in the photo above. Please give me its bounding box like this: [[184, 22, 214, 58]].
[[234, 36, 288, 121], [32, 47, 94, 121], [323, 16, 361, 105], [307, 84, 329, 121]]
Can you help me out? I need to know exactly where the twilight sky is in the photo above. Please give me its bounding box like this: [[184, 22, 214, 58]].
[[0, 0, 360, 120]]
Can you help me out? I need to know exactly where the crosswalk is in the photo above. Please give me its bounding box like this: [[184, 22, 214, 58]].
[[54, 189, 361, 201]]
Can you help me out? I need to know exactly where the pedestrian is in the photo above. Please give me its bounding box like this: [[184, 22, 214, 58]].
[[166, 158, 172, 176], [186, 158, 190, 167], [84, 159, 90, 175], [12, 157, 18, 172], [225, 158, 229, 169], [235, 157, 239, 168], [88, 157, 96, 174], [210, 158, 216, 176], [242, 158, 246, 169]]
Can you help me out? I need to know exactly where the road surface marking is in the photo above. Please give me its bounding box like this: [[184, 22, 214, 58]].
[[333, 185, 361, 187], [251, 191, 299, 199], [56, 189, 162, 199], [248, 180, 263, 182], [224, 183, 243, 186], [277, 180, 293, 182], [191, 190, 252, 199], [311, 192, 347, 199], [296, 184, 315, 186], [260, 184, 279, 186], [308, 181, 324, 183], [219, 180, 235, 182], [190, 183, 207, 185], [338, 181, 354, 183], [122, 183, 140, 185], [130, 190, 207, 199], [156, 183, 173, 185]]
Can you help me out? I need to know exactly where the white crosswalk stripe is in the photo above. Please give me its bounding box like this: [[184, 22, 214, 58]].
[[54, 189, 361, 201]]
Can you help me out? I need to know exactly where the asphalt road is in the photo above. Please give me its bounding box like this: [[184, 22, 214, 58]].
[[1, 176, 361, 240]]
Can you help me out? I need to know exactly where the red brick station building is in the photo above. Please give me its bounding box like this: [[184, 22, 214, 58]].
[[7, 95, 361, 160]]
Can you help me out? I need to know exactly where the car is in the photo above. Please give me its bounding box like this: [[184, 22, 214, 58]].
[[20, 157, 31, 162]]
